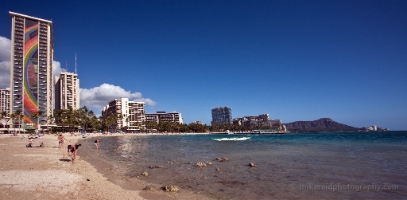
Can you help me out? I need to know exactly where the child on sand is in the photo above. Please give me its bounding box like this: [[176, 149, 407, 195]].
[[58, 134, 65, 148]]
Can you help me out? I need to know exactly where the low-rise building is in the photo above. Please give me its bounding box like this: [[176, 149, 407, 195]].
[[233, 114, 282, 130], [145, 111, 183, 124]]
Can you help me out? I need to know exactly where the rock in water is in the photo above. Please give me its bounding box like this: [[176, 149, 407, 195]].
[[195, 162, 207, 168], [162, 185, 179, 192]]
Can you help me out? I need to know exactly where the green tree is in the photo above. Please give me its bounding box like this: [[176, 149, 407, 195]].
[[10, 110, 24, 134], [76, 106, 96, 133], [31, 110, 44, 131]]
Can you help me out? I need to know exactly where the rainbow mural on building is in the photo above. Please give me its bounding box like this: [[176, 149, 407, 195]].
[[23, 20, 39, 128]]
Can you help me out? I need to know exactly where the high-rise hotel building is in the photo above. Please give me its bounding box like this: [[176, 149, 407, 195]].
[[211, 106, 232, 125], [9, 12, 54, 128], [55, 72, 80, 110], [102, 98, 145, 131]]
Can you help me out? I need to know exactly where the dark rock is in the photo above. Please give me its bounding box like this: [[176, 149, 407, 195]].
[[149, 165, 164, 169], [220, 157, 228, 162]]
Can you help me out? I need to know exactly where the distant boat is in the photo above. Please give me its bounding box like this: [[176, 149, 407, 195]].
[[213, 137, 250, 141]]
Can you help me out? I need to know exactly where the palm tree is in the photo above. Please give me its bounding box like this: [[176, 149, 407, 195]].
[[46, 114, 55, 134], [76, 106, 97, 134], [10, 110, 24, 135], [31, 110, 44, 133]]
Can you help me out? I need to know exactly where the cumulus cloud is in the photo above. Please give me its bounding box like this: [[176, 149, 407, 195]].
[[0, 36, 11, 61], [0, 61, 10, 89], [53, 60, 65, 78], [0, 36, 11, 88], [80, 83, 156, 113]]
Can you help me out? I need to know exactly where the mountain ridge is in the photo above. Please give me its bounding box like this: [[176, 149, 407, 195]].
[[283, 118, 361, 132]]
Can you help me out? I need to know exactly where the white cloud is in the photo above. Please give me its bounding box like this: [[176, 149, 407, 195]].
[[53, 60, 65, 78], [0, 61, 10, 89], [80, 83, 156, 113], [0, 36, 11, 61], [0, 36, 11, 89]]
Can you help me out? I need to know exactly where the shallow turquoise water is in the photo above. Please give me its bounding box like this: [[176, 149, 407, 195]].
[[82, 132, 407, 199]]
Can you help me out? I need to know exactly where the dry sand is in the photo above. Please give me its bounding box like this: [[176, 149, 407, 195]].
[[0, 133, 210, 200]]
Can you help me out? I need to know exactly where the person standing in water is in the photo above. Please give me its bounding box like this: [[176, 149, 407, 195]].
[[94, 139, 101, 150]]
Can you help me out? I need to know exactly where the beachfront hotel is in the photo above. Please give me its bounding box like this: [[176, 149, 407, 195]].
[[55, 72, 80, 110], [145, 111, 183, 124], [211, 106, 232, 125], [0, 88, 10, 114], [233, 114, 282, 129], [9, 12, 54, 129], [102, 98, 145, 130]]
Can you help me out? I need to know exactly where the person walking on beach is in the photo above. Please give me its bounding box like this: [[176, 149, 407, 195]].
[[67, 144, 81, 163], [94, 139, 101, 150], [58, 134, 65, 148]]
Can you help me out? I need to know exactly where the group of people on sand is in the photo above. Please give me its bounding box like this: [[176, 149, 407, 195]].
[[56, 133, 101, 164], [25, 136, 44, 148]]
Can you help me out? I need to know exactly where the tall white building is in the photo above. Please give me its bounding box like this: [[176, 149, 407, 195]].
[[9, 12, 54, 128], [0, 88, 10, 114], [55, 72, 80, 110], [102, 98, 145, 130]]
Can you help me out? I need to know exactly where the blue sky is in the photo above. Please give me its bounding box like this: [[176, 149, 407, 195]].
[[0, 0, 406, 130]]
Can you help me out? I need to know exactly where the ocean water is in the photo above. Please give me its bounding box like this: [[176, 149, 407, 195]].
[[80, 132, 407, 199]]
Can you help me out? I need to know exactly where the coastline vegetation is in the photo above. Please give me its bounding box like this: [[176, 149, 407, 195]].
[[33, 106, 278, 134]]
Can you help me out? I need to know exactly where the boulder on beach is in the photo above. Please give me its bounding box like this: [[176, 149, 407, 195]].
[[162, 185, 179, 192], [142, 172, 149, 176], [216, 157, 228, 162], [143, 186, 155, 191], [249, 162, 256, 167]]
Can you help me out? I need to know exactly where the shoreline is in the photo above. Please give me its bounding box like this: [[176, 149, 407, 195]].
[[0, 133, 212, 200]]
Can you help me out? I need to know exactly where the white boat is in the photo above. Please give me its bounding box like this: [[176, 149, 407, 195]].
[[213, 137, 250, 141]]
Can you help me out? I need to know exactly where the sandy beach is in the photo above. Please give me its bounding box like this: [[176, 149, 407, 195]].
[[0, 133, 210, 200]]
